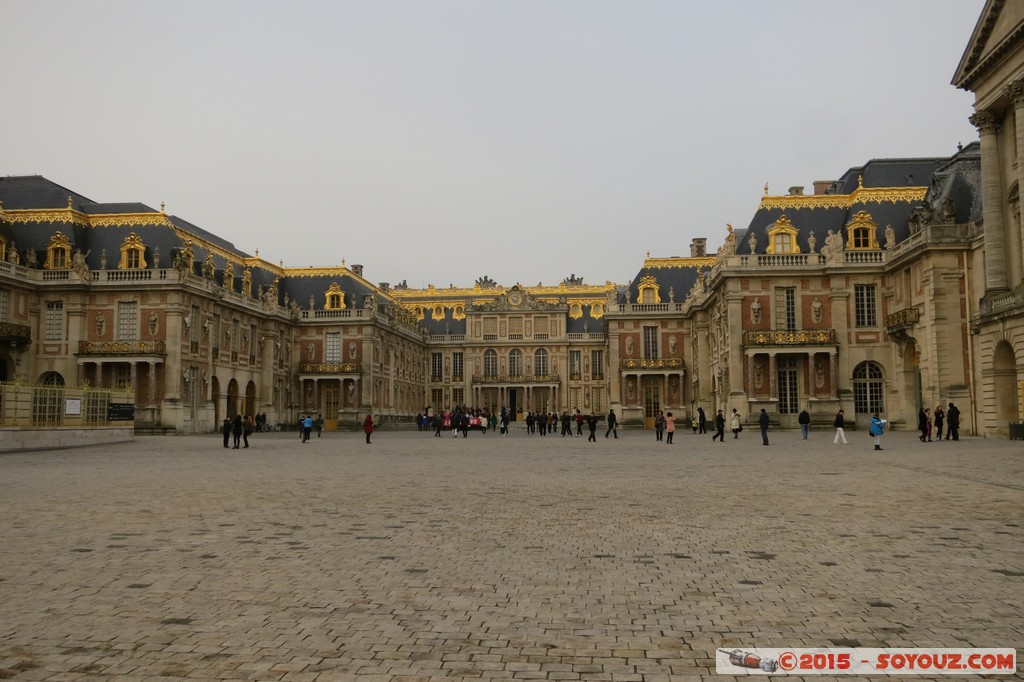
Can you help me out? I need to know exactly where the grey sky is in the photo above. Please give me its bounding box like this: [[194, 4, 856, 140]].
[[2, 1, 981, 289]]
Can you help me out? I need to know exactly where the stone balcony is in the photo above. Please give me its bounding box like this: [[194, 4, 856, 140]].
[[471, 374, 560, 385], [886, 307, 920, 336], [299, 363, 362, 375], [619, 357, 684, 370]]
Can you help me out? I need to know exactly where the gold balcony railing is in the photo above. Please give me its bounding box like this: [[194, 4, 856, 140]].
[[299, 363, 362, 374], [619, 357, 684, 370], [77, 340, 166, 355], [0, 321, 31, 349], [471, 374, 561, 384], [742, 329, 838, 346]]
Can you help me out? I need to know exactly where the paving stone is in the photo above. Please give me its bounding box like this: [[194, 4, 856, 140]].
[[0, 430, 1020, 680]]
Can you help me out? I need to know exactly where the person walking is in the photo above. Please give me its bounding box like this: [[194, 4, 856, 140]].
[[933, 404, 945, 442], [575, 410, 584, 436], [605, 409, 618, 439], [665, 412, 676, 444], [946, 402, 960, 440], [918, 407, 929, 442], [654, 410, 665, 442], [243, 414, 254, 448], [758, 408, 770, 446], [315, 413, 323, 438], [833, 409, 849, 444], [798, 408, 811, 440], [869, 412, 887, 450], [712, 409, 726, 442], [698, 407, 707, 434], [587, 413, 598, 442], [222, 417, 231, 448], [231, 414, 243, 449], [364, 412, 374, 444], [730, 408, 742, 439], [302, 415, 313, 443]]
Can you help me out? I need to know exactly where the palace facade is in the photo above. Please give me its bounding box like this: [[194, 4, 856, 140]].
[[2, 3, 1021, 438]]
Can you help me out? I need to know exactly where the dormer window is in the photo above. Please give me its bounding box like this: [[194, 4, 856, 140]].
[[324, 282, 346, 310], [118, 233, 147, 269], [45, 232, 72, 269], [766, 215, 800, 254], [637, 275, 661, 304], [845, 210, 880, 250]]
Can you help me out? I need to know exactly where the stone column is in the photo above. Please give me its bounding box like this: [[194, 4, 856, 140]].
[[768, 352, 777, 401], [148, 363, 157, 407], [1006, 80, 1024, 285], [829, 351, 839, 400], [746, 353, 755, 397], [970, 110, 1009, 292], [95, 361, 103, 388], [130, 361, 138, 402]]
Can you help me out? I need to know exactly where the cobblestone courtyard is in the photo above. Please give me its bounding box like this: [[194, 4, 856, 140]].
[[1, 428, 1021, 680]]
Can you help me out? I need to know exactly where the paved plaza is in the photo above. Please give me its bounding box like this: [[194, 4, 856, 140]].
[[1, 426, 1021, 681]]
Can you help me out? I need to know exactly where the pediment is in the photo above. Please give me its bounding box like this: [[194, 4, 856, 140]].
[[954, 0, 1024, 90]]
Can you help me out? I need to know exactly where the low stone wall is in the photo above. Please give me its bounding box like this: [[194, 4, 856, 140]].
[[0, 427, 134, 453]]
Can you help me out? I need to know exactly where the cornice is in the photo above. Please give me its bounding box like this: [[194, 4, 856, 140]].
[[391, 281, 617, 300], [642, 256, 716, 270], [758, 186, 927, 211], [2, 208, 173, 228]]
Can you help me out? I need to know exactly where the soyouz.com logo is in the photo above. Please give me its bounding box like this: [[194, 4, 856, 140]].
[[716, 648, 1016, 675]]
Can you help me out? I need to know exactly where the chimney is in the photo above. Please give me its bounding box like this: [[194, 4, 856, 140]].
[[350, 264, 363, 277], [690, 238, 707, 257], [813, 180, 834, 195], [378, 282, 390, 292], [788, 186, 804, 196]]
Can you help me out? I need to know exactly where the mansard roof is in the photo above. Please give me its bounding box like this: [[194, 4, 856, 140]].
[[622, 255, 708, 304], [738, 150, 972, 255]]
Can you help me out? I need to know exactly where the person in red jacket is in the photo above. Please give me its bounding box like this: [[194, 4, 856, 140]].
[[364, 412, 374, 444]]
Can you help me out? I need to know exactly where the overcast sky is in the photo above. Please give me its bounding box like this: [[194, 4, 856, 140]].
[[3, 1, 982, 289]]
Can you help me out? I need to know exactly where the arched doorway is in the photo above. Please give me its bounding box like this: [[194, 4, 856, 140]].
[[226, 379, 239, 418], [853, 361, 885, 429], [992, 340, 1018, 434], [0, 354, 12, 382], [245, 380, 257, 417]]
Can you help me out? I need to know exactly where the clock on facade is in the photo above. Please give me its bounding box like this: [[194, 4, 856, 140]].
[[508, 290, 523, 306]]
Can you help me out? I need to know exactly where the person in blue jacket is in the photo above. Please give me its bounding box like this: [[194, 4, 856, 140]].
[[869, 412, 887, 451]]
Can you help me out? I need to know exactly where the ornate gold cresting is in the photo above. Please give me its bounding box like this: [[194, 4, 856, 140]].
[[324, 282, 347, 310], [766, 215, 801, 254], [845, 210, 880, 250], [637, 275, 662, 304], [641, 256, 716, 270], [758, 185, 927, 211], [117, 232, 148, 269], [44, 231, 73, 270]]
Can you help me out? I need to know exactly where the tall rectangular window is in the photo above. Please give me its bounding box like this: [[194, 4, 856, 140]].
[[776, 287, 796, 330], [643, 326, 659, 358], [117, 302, 138, 340], [115, 366, 131, 389], [483, 317, 497, 339], [508, 316, 523, 337], [591, 350, 604, 379], [431, 388, 444, 408], [777, 356, 799, 414], [325, 332, 341, 363], [452, 352, 464, 378], [431, 353, 443, 380], [0, 289, 8, 322], [855, 284, 877, 327], [591, 388, 604, 414], [44, 301, 63, 340], [569, 350, 582, 378], [452, 388, 464, 405], [534, 316, 549, 338]]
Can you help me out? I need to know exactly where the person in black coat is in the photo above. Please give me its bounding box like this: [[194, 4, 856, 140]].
[[605, 409, 618, 439], [946, 403, 961, 440], [712, 409, 726, 442], [222, 417, 231, 448], [231, 415, 243, 449], [758, 408, 770, 446]]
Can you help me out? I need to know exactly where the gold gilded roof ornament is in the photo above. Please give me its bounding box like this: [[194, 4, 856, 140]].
[[764, 182, 769, 196]]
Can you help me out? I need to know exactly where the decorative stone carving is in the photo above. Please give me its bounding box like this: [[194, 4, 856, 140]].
[[751, 298, 762, 324], [807, 230, 817, 253], [747, 232, 758, 253], [812, 298, 823, 324]]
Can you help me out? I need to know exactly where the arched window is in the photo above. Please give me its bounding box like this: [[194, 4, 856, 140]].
[[117, 233, 147, 269], [845, 211, 880, 250], [45, 232, 72, 270], [508, 348, 523, 376], [324, 282, 346, 310], [483, 349, 498, 377], [766, 215, 800, 254], [40, 371, 65, 386], [853, 361, 884, 415], [534, 348, 549, 376], [637, 275, 661, 304]]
